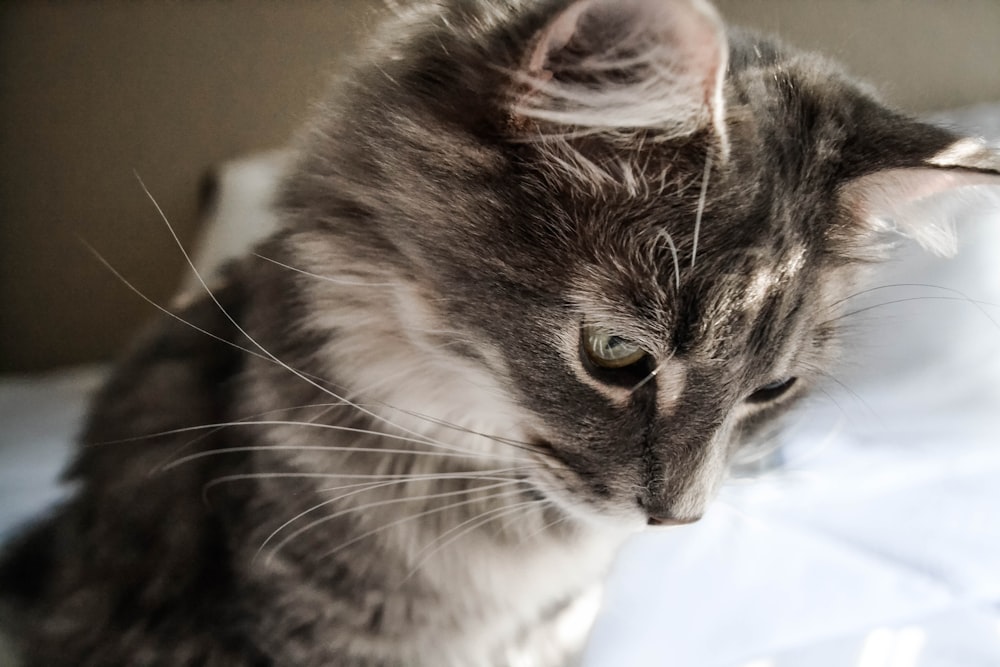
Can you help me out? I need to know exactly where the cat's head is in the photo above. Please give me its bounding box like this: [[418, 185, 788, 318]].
[[278, 0, 1000, 528]]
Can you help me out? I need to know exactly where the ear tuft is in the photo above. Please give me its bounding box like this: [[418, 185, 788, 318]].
[[513, 0, 728, 149]]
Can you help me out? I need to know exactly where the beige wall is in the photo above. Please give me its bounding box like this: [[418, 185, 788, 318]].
[[2, 1, 999, 372], [718, 0, 1000, 110]]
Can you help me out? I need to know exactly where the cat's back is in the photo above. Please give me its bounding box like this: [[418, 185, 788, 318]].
[[0, 275, 271, 666]]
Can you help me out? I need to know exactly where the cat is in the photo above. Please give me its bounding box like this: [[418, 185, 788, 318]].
[[2, 0, 999, 665]]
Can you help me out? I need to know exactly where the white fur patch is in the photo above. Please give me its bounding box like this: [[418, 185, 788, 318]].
[[655, 357, 687, 415]]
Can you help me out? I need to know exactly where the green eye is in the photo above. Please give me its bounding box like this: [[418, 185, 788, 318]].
[[581, 325, 647, 369]]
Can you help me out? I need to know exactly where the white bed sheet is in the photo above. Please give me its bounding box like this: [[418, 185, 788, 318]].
[[2, 106, 999, 667]]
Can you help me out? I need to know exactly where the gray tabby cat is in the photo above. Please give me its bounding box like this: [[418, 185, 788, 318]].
[[2, 0, 999, 665]]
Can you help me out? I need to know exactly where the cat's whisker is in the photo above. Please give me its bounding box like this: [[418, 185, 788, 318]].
[[832, 282, 998, 310], [316, 379, 546, 457], [729, 407, 848, 487], [136, 172, 512, 466], [203, 473, 387, 507], [79, 239, 270, 365], [728, 437, 784, 472], [303, 389, 544, 458], [337, 348, 496, 408], [281, 485, 532, 567], [159, 436, 538, 475], [85, 406, 339, 448], [315, 471, 540, 496], [203, 467, 534, 499], [163, 444, 516, 473], [652, 228, 682, 293], [227, 332, 536, 461], [630, 365, 659, 393], [690, 152, 713, 269], [253, 253, 398, 288], [516, 501, 570, 544], [825, 283, 1000, 333], [770, 417, 847, 477], [376, 404, 543, 453], [399, 496, 547, 583], [80, 241, 401, 467], [259, 478, 527, 562], [396, 325, 477, 338], [314, 348, 544, 456], [85, 231, 463, 464], [163, 403, 344, 470], [811, 384, 852, 424], [317, 487, 533, 565], [834, 295, 1000, 330], [630, 350, 675, 393], [801, 362, 882, 425]]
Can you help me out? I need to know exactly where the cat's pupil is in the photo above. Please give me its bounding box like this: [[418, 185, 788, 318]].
[[606, 336, 626, 350], [595, 334, 637, 360]]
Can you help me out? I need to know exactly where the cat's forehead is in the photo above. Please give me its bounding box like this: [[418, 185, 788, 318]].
[[563, 200, 820, 360]]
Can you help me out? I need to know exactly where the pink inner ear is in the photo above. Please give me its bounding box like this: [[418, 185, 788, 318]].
[[527, 2, 589, 74], [841, 167, 1000, 256], [518, 0, 729, 147], [845, 168, 1000, 214]]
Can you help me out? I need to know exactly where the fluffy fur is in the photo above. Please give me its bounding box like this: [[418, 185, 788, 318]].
[[2, 1, 999, 665]]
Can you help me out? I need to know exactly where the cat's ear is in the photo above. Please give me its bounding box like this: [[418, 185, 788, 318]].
[[512, 0, 729, 152], [839, 137, 1000, 257]]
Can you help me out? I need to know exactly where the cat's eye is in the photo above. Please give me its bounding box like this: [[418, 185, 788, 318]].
[[746, 377, 798, 404], [581, 325, 648, 369]]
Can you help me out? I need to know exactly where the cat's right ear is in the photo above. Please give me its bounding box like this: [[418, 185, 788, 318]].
[[511, 0, 729, 154], [839, 137, 1000, 257]]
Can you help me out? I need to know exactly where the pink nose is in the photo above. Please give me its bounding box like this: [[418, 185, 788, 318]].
[[646, 514, 701, 527]]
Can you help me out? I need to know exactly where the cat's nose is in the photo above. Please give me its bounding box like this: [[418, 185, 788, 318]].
[[638, 494, 704, 527], [646, 513, 701, 527]]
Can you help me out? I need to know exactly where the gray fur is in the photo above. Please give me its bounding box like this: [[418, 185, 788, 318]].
[[3, 1, 999, 666]]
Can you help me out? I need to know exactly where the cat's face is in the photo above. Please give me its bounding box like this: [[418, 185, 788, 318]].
[[280, 0, 1000, 528]]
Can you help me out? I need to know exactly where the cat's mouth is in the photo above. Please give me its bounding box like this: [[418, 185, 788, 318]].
[[525, 436, 648, 529]]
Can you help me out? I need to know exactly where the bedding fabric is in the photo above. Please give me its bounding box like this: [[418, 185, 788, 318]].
[[2, 104, 1000, 666]]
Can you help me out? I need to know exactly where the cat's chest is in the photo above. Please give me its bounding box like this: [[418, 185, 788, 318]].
[[438, 541, 616, 667], [251, 514, 623, 667]]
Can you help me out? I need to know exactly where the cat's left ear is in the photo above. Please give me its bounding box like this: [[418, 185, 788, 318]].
[[840, 136, 1000, 257], [511, 0, 729, 154]]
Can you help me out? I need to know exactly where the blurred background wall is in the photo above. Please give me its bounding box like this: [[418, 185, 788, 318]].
[[2, 0, 999, 372]]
